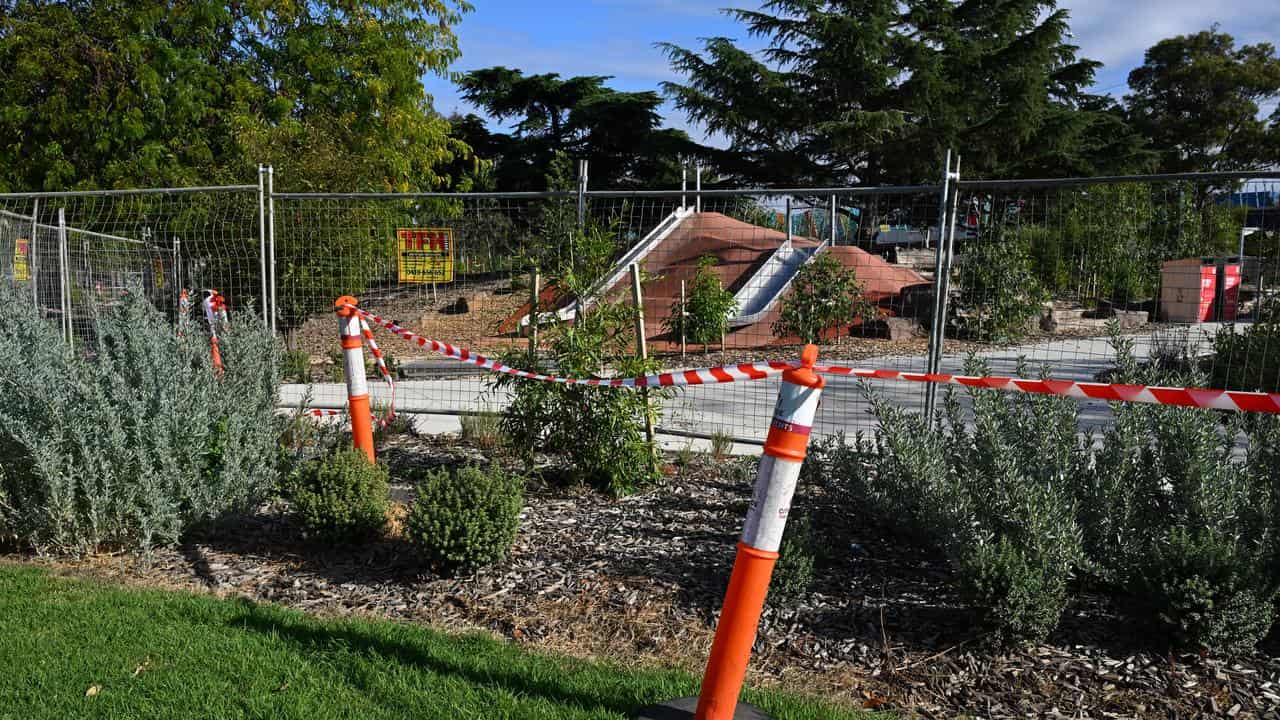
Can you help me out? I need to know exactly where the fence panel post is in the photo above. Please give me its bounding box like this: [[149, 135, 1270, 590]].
[[830, 194, 837, 245], [267, 165, 277, 335], [924, 150, 958, 419], [29, 198, 39, 310], [639, 345, 825, 720], [679, 279, 687, 362], [57, 208, 70, 343], [528, 269, 540, 359], [575, 159, 589, 272], [695, 161, 702, 213], [936, 158, 962, 361], [172, 238, 181, 321], [681, 158, 688, 210], [257, 164, 268, 327]]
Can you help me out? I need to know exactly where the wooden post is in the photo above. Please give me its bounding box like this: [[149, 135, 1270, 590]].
[[528, 269, 540, 359], [679, 279, 687, 362], [630, 263, 657, 453]]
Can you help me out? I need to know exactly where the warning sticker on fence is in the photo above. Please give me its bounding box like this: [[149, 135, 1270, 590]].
[[12, 238, 30, 281], [396, 228, 454, 284]]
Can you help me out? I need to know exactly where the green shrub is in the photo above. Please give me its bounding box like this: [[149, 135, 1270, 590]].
[[822, 360, 1085, 643], [1210, 297, 1280, 392], [460, 411, 504, 450], [276, 395, 350, 480], [405, 465, 523, 574], [0, 284, 280, 555], [1079, 333, 1280, 653], [492, 209, 665, 495], [1129, 526, 1276, 654], [952, 231, 1046, 342], [287, 450, 389, 542], [666, 255, 737, 349], [492, 222, 668, 495], [774, 253, 874, 343], [282, 349, 311, 383], [770, 514, 817, 602]]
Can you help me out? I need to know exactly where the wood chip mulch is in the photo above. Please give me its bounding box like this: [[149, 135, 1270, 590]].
[[12, 433, 1280, 719]]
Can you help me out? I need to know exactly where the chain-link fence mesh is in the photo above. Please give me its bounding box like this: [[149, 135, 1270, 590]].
[[3, 169, 1279, 443]]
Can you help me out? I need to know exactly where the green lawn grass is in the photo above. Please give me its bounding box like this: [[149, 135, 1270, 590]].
[[0, 564, 877, 719]]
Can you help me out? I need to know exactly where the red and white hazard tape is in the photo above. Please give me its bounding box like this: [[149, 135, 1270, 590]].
[[344, 304, 791, 387], [360, 317, 396, 421], [336, 303, 1280, 415], [813, 365, 1280, 414]]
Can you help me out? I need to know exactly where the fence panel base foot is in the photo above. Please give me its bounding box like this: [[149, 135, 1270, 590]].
[[632, 696, 770, 720]]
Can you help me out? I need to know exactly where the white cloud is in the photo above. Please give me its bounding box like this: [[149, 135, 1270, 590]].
[[1060, 0, 1280, 90]]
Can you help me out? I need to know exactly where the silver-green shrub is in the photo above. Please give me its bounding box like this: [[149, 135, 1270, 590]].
[[0, 284, 280, 554], [807, 360, 1086, 643], [1086, 333, 1280, 653], [808, 337, 1280, 652]]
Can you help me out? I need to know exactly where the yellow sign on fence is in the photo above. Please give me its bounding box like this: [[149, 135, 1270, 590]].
[[396, 228, 454, 284], [13, 238, 30, 282]]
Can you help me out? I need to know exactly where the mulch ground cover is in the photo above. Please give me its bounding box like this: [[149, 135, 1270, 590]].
[[13, 431, 1280, 719]]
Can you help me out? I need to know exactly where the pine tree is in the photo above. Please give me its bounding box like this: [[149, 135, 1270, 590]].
[[459, 67, 701, 190], [661, 0, 1149, 185]]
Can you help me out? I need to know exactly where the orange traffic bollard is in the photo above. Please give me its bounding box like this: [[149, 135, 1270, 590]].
[[636, 344, 825, 720], [201, 289, 227, 373], [335, 295, 375, 463]]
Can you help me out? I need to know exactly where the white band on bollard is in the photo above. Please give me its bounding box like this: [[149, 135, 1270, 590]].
[[741, 380, 822, 552], [740, 454, 801, 553], [339, 314, 370, 399]]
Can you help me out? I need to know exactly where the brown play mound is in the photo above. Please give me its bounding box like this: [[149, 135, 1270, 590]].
[[501, 212, 930, 348]]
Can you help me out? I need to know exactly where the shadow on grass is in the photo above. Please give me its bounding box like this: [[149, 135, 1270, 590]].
[[227, 599, 683, 717]]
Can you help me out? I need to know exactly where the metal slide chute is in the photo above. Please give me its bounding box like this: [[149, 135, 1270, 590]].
[[726, 239, 829, 328], [519, 206, 694, 329]]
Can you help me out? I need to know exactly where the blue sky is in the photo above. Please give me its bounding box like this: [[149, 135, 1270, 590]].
[[423, 0, 1280, 142]]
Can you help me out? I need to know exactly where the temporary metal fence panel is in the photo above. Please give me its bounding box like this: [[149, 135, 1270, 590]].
[[0, 186, 263, 348], [931, 173, 1280, 430], [270, 192, 553, 418], [583, 187, 943, 442]]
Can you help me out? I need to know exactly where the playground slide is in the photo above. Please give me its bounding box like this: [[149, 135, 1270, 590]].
[[727, 240, 829, 328], [520, 205, 695, 328]]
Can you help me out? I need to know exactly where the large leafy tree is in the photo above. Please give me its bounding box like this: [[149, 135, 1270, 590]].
[[0, 0, 473, 192], [457, 67, 702, 190], [1126, 28, 1280, 174], [661, 0, 1149, 185]]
